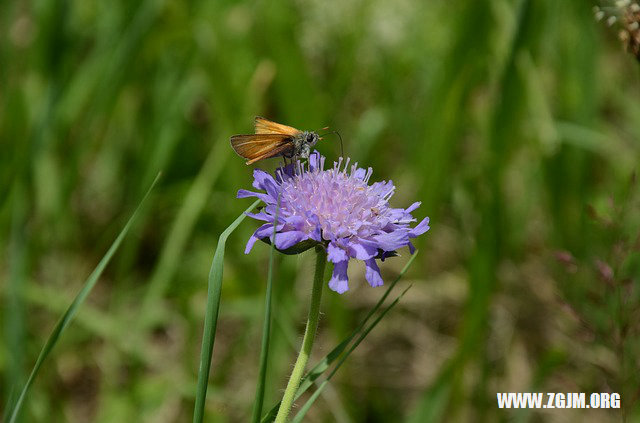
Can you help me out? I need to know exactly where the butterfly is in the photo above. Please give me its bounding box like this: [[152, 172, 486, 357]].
[[230, 117, 323, 165]]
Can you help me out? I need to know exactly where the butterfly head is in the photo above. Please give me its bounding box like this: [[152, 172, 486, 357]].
[[304, 131, 320, 147], [295, 131, 319, 159]]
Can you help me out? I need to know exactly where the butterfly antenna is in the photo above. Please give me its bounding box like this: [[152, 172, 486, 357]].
[[334, 130, 344, 157], [319, 130, 344, 157]]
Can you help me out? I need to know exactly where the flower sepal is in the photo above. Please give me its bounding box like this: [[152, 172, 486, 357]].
[[260, 237, 321, 255], [375, 249, 399, 261]]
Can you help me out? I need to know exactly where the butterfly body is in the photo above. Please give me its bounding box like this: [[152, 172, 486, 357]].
[[231, 117, 321, 165], [290, 131, 320, 160]]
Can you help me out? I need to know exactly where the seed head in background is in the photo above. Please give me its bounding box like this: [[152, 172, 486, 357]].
[[238, 151, 430, 293], [594, 0, 640, 60]]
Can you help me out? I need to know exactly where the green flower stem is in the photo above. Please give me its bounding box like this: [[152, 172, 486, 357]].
[[275, 246, 327, 423]]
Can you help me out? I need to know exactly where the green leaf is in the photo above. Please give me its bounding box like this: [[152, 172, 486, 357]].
[[6, 174, 162, 423], [192, 199, 261, 423]]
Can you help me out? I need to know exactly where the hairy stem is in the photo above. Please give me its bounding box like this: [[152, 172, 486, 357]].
[[274, 246, 326, 423]]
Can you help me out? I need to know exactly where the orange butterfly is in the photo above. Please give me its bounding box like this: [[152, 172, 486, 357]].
[[231, 117, 322, 165]]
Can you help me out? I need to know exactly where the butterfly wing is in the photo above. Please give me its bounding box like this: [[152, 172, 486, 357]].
[[230, 134, 295, 165], [254, 117, 301, 136]]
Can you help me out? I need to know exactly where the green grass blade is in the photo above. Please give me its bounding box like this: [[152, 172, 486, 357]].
[[261, 252, 419, 423], [192, 199, 260, 423], [292, 284, 414, 422], [4, 183, 27, 419], [251, 197, 280, 422], [6, 173, 161, 423]]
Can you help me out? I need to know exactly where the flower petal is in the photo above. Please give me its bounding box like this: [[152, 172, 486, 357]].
[[405, 201, 421, 214], [285, 215, 306, 230], [237, 189, 272, 204], [373, 230, 410, 251], [347, 238, 378, 260], [353, 167, 367, 180], [252, 169, 275, 190], [327, 242, 349, 263], [252, 169, 281, 200], [369, 180, 395, 199], [245, 223, 272, 254], [306, 214, 322, 241], [410, 217, 430, 238], [275, 231, 309, 250], [275, 164, 296, 181], [308, 151, 322, 171], [245, 211, 271, 222], [364, 259, 383, 287], [328, 260, 349, 294]]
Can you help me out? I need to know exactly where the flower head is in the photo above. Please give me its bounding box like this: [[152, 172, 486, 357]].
[[238, 152, 430, 294]]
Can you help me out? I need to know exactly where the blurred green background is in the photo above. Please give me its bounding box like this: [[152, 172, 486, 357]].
[[2, 0, 640, 421]]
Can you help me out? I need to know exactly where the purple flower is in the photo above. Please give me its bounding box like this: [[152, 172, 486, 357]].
[[238, 152, 430, 294]]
